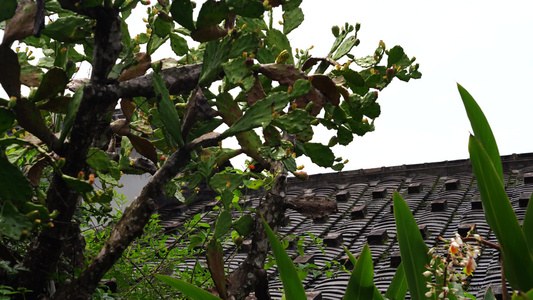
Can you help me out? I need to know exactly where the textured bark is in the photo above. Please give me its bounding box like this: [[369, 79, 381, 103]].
[[15, 9, 123, 299], [227, 161, 287, 300], [52, 149, 191, 300]]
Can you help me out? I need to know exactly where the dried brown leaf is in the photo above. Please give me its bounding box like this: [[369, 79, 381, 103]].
[[117, 52, 152, 82], [246, 74, 266, 106], [128, 133, 158, 164], [28, 157, 47, 186], [110, 119, 131, 136], [191, 25, 228, 43]]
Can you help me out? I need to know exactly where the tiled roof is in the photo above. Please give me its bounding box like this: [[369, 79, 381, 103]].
[[158, 153, 533, 299]]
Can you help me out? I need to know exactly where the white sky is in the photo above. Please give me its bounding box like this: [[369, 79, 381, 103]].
[[290, 0, 533, 174], [3, 1, 532, 175]]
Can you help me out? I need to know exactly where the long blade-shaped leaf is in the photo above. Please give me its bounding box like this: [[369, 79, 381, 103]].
[[393, 191, 433, 299], [344, 244, 374, 300], [262, 215, 306, 300], [154, 72, 184, 147], [385, 262, 408, 300], [458, 83, 502, 181], [469, 135, 533, 290], [154, 274, 222, 300], [342, 246, 383, 299], [523, 193, 533, 258]]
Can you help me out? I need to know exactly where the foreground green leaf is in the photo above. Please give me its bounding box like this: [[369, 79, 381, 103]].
[[155, 274, 222, 300], [385, 263, 408, 300], [344, 244, 374, 300], [393, 191, 433, 300], [262, 214, 306, 300], [469, 135, 533, 291], [458, 83, 502, 181], [0, 201, 33, 240], [0, 154, 33, 205]]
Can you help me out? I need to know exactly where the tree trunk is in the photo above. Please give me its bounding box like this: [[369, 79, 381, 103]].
[[227, 160, 288, 300]]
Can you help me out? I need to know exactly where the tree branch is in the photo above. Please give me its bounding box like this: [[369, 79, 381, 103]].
[[52, 148, 191, 299]]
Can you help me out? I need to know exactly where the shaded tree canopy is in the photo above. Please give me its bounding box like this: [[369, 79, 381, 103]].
[[0, 0, 420, 299]]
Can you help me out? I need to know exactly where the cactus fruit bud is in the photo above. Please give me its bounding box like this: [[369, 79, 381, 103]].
[[77, 171, 85, 179], [88, 173, 95, 185], [386, 68, 395, 80], [331, 25, 340, 37], [8, 96, 17, 108], [355, 23, 361, 32], [328, 136, 338, 147], [276, 49, 290, 64], [293, 171, 309, 180], [355, 39, 360, 46]]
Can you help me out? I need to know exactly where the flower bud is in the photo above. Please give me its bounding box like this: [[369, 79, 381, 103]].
[[331, 25, 340, 37], [293, 171, 309, 180]]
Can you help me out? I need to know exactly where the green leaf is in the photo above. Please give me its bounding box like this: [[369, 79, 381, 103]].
[[0, 107, 15, 133], [232, 214, 254, 237], [290, 79, 311, 99], [0, 201, 33, 240], [385, 263, 408, 300], [283, 7, 304, 35], [210, 172, 244, 192], [303, 142, 334, 168], [344, 244, 374, 300], [0, 0, 17, 22], [229, 32, 261, 58], [272, 109, 310, 133], [355, 55, 377, 68], [155, 274, 222, 300], [154, 72, 184, 147], [199, 37, 232, 86], [222, 57, 251, 85], [153, 15, 173, 37], [523, 193, 533, 258], [60, 84, 84, 143], [227, 0, 264, 18], [282, 156, 297, 172], [387, 45, 411, 68], [0, 154, 33, 205], [265, 29, 293, 65], [337, 126, 353, 145], [86, 148, 111, 172], [170, 33, 188, 56], [96, 171, 118, 186], [169, 0, 195, 31], [221, 96, 273, 138], [332, 35, 357, 61], [214, 210, 232, 239], [483, 286, 496, 300], [458, 84, 503, 181], [196, 0, 228, 30], [469, 135, 533, 291], [41, 17, 94, 43], [393, 191, 433, 300], [262, 215, 306, 300], [62, 174, 93, 194], [147, 35, 168, 55]]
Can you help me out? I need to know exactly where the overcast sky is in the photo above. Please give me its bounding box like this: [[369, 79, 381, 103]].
[[289, 0, 533, 174], [3, 1, 532, 176]]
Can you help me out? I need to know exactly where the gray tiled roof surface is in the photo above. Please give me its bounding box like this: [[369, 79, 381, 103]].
[[157, 153, 533, 299]]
